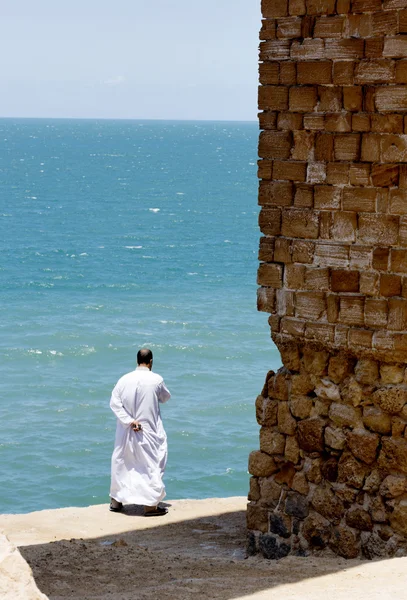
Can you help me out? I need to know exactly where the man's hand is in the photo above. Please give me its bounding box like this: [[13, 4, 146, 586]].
[[131, 421, 142, 432]]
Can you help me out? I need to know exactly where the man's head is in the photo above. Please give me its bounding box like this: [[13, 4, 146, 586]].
[[137, 348, 153, 368]]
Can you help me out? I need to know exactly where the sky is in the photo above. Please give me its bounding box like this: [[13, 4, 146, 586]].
[[0, 0, 261, 121]]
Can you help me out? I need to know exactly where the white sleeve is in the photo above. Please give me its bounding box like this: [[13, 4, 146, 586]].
[[110, 383, 134, 426], [158, 380, 171, 404]]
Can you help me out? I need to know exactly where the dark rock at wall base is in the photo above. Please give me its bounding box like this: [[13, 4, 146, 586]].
[[259, 534, 291, 560], [246, 531, 257, 556]]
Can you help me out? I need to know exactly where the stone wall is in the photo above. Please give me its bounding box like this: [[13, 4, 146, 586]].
[[248, 0, 407, 559]]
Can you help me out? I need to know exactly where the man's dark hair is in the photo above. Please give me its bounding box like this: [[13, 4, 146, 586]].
[[137, 348, 153, 365]]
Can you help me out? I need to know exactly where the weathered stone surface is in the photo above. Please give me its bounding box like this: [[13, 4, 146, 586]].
[[260, 428, 286, 456], [380, 475, 407, 498], [285, 491, 309, 519], [298, 418, 325, 452], [390, 501, 407, 537], [302, 513, 331, 549], [274, 463, 297, 487], [355, 359, 379, 385], [256, 396, 278, 427], [363, 469, 382, 493], [248, 477, 261, 501], [269, 513, 292, 539], [378, 438, 407, 474], [304, 457, 322, 484], [302, 348, 329, 376], [321, 457, 339, 482], [361, 532, 388, 560], [312, 485, 344, 524], [285, 435, 300, 463], [340, 377, 363, 407], [372, 386, 407, 414], [247, 503, 269, 533], [290, 395, 313, 419], [329, 403, 361, 428], [259, 478, 283, 507], [337, 453, 367, 488], [334, 486, 358, 506], [345, 507, 373, 531], [347, 428, 380, 464], [330, 527, 360, 559], [279, 340, 301, 371], [328, 355, 355, 384], [325, 426, 346, 450], [313, 399, 330, 417], [248, 451, 278, 477], [291, 471, 310, 495], [315, 378, 341, 401], [278, 401, 297, 435], [291, 371, 314, 395], [363, 406, 392, 434], [259, 534, 291, 560], [0, 534, 48, 600], [380, 364, 405, 384], [369, 496, 387, 523]]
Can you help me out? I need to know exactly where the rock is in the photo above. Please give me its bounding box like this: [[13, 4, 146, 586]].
[[297, 418, 325, 452], [285, 435, 300, 464], [269, 513, 292, 538], [289, 396, 313, 419], [279, 340, 301, 372], [347, 428, 380, 464], [291, 472, 310, 495], [363, 406, 392, 434], [256, 396, 278, 427], [340, 376, 363, 407], [328, 354, 355, 384], [0, 534, 48, 600], [363, 469, 382, 493], [259, 477, 283, 507], [304, 457, 322, 484], [355, 359, 379, 385], [369, 496, 387, 523], [277, 402, 297, 435], [390, 501, 407, 537], [255, 395, 264, 425], [378, 438, 407, 474], [380, 475, 407, 498], [274, 463, 296, 487], [248, 451, 278, 477], [260, 428, 285, 456], [269, 369, 290, 401], [392, 417, 406, 437], [248, 477, 261, 501], [259, 534, 291, 559], [330, 526, 360, 559], [311, 485, 344, 524], [372, 386, 407, 415], [302, 513, 331, 549], [246, 531, 258, 556], [345, 507, 373, 531], [261, 370, 275, 397], [337, 453, 368, 488], [313, 399, 330, 417], [380, 364, 405, 384], [302, 349, 329, 376], [325, 426, 346, 450], [291, 371, 314, 395], [321, 458, 338, 482], [361, 532, 387, 560], [334, 486, 358, 506], [329, 403, 361, 428], [246, 503, 269, 533], [285, 491, 309, 519], [315, 378, 341, 401]]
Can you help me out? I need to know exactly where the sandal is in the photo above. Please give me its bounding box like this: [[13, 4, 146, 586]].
[[144, 506, 168, 517], [109, 501, 123, 513]]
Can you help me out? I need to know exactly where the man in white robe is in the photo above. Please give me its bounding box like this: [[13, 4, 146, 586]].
[[109, 348, 171, 516]]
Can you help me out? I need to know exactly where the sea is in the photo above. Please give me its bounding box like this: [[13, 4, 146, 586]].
[[0, 118, 282, 514]]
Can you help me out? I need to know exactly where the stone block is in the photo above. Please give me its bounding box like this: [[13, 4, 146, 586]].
[[372, 164, 399, 188], [361, 133, 381, 162], [278, 401, 297, 435], [358, 214, 399, 245], [359, 272, 379, 297], [337, 453, 368, 488], [349, 163, 370, 186], [292, 240, 315, 263], [257, 287, 276, 313], [328, 354, 354, 384], [372, 386, 407, 414], [302, 513, 331, 549], [304, 267, 330, 291], [352, 113, 371, 132], [260, 477, 284, 507], [378, 437, 407, 474], [259, 64, 279, 86], [285, 491, 309, 519], [314, 185, 340, 210], [303, 113, 325, 130], [280, 62, 297, 85], [345, 507, 373, 531], [259, 86, 289, 111], [274, 238, 292, 263], [372, 10, 398, 35], [295, 291, 326, 320], [276, 17, 302, 39], [375, 86, 407, 112], [247, 503, 269, 533], [329, 403, 360, 428], [291, 471, 310, 495], [390, 189, 407, 214], [262, 0, 288, 17], [331, 212, 357, 243], [248, 477, 261, 502], [331, 270, 359, 293], [297, 418, 325, 452], [390, 501, 407, 537], [371, 114, 403, 133], [334, 134, 360, 161], [325, 39, 364, 60], [291, 131, 315, 161], [260, 40, 291, 61], [285, 435, 300, 463], [259, 207, 282, 236], [380, 475, 407, 498], [289, 86, 317, 112], [294, 184, 313, 208], [347, 428, 380, 465], [355, 359, 379, 385], [259, 181, 293, 207], [269, 512, 292, 538], [325, 426, 346, 450], [306, 0, 336, 13], [290, 39, 325, 60], [381, 134, 407, 163], [259, 131, 292, 160], [380, 364, 405, 385], [315, 378, 340, 401], [333, 61, 354, 85], [289, 395, 313, 419], [338, 296, 365, 326], [297, 61, 332, 84], [273, 160, 307, 181], [313, 243, 349, 268], [315, 133, 334, 162], [248, 450, 278, 477], [312, 485, 344, 524], [343, 86, 363, 112], [258, 533, 291, 559], [277, 112, 303, 131], [289, 0, 306, 15], [302, 348, 329, 376], [365, 299, 388, 328], [307, 161, 327, 184], [354, 60, 395, 85], [257, 263, 283, 288], [391, 249, 407, 274], [326, 163, 349, 185], [260, 428, 286, 455]]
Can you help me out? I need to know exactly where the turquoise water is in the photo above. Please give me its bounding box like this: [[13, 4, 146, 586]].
[[0, 119, 281, 514]]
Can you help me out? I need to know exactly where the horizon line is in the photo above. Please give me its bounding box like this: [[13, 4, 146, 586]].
[[0, 115, 258, 124]]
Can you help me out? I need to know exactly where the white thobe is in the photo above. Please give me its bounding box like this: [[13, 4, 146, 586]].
[[109, 366, 171, 506]]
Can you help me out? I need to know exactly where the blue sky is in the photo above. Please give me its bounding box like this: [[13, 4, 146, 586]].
[[0, 0, 260, 121]]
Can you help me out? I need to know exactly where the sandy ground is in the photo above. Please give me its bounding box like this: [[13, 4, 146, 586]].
[[1, 497, 407, 600]]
